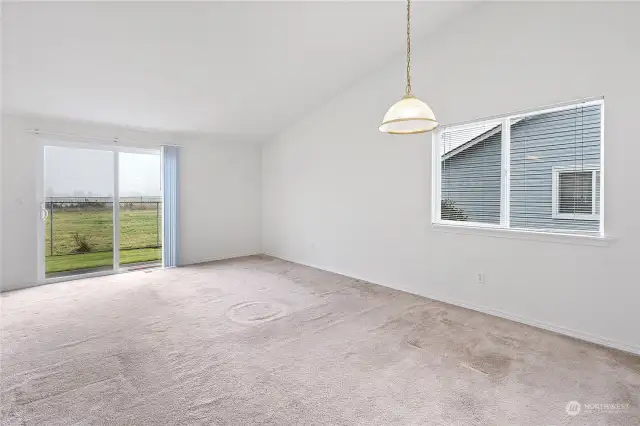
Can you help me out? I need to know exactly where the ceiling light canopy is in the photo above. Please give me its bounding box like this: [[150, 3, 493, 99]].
[[379, 0, 438, 135]]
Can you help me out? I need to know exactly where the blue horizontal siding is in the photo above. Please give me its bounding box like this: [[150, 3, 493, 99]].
[[510, 105, 600, 232], [441, 131, 502, 224]]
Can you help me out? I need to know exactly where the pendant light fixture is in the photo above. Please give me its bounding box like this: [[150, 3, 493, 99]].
[[379, 0, 438, 134]]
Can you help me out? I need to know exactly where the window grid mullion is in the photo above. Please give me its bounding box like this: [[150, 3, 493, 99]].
[[501, 118, 511, 228]]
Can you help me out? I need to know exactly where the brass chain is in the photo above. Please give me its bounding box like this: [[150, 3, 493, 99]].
[[406, 0, 412, 95]]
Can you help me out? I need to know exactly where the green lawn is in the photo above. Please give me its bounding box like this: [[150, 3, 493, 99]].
[[45, 207, 162, 274], [46, 248, 162, 274]]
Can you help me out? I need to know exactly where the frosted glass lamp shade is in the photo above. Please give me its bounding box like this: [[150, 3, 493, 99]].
[[379, 94, 438, 134]]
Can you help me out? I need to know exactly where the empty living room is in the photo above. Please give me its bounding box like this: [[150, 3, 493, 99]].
[[1, 1, 639, 425]]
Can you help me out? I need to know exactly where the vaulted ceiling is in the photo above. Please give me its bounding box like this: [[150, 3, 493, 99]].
[[2, 2, 474, 137]]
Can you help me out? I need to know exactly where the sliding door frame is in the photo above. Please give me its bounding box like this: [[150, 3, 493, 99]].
[[36, 138, 161, 284]]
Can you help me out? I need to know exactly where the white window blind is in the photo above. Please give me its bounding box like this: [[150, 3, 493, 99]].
[[433, 99, 603, 236]]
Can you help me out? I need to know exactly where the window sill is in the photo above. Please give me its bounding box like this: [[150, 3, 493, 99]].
[[431, 222, 613, 247]]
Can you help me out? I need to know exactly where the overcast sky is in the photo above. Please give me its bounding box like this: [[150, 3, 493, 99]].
[[45, 146, 161, 197]]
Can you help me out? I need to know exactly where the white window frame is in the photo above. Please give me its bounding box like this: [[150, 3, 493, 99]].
[[432, 97, 605, 237], [552, 166, 600, 221], [433, 118, 507, 230]]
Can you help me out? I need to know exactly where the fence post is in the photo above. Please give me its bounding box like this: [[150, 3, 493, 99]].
[[50, 201, 54, 256], [156, 202, 160, 248]]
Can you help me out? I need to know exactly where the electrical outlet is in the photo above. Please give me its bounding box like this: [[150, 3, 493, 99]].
[[477, 273, 484, 284]]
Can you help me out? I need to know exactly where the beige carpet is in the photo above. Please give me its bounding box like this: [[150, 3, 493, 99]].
[[1, 256, 638, 425]]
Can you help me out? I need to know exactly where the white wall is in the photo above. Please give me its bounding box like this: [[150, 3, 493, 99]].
[[0, 113, 262, 292], [262, 2, 640, 354]]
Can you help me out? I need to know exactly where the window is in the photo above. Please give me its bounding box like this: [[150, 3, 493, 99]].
[[553, 166, 600, 220], [432, 99, 603, 236]]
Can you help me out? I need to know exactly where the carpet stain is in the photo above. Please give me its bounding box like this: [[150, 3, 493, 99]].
[[464, 352, 513, 379], [407, 338, 423, 349]]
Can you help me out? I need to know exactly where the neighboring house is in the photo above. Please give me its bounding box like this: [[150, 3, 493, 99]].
[[441, 105, 601, 233]]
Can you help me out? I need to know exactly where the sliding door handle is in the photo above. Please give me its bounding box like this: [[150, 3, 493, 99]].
[[40, 204, 49, 221]]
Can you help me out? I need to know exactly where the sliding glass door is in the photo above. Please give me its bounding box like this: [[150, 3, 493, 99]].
[[118, 151, 162, 270], [42, 146, 115, 277], [39, 142, 162, 280]]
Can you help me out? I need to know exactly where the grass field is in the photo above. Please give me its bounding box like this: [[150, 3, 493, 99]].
[[46, 248, 162, 274], [45, 207, 162, 274]]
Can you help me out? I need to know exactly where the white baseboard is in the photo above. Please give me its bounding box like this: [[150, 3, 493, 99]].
[[419, 292, 640, 356], [179, 252, 263, 267], [266, 253, 640, 356]]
